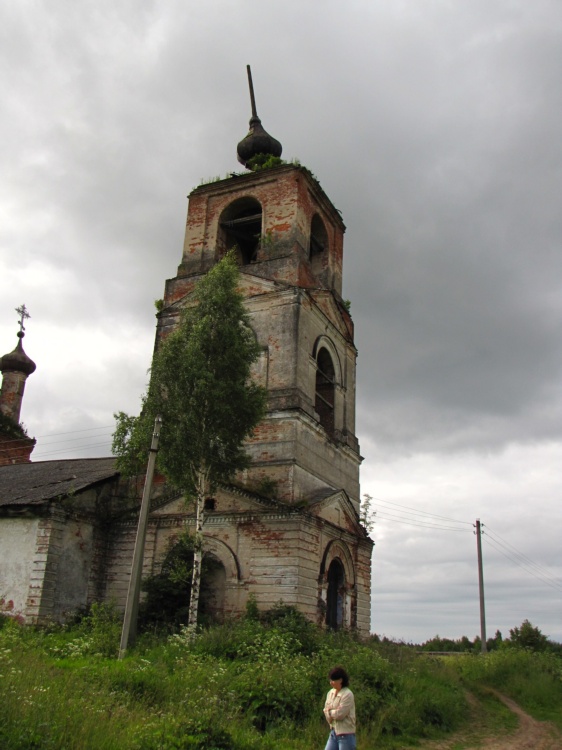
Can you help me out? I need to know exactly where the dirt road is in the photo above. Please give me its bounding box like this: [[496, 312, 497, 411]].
[[416, 691, 561, 750]]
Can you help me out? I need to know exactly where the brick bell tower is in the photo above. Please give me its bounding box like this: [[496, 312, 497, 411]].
[[150, 68, 372, 632], [0, 304, 36, 465]]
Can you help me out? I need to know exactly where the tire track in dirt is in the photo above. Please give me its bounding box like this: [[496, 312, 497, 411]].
[[412, 690, 561, 750]]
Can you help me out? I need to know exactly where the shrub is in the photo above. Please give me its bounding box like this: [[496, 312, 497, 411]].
[[49, 601, 121, 659]]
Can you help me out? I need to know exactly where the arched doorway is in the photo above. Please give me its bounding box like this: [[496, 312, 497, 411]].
[[198, 553, 226, 625], [326, 558, 345, 629], [140, 539, 227, 628]]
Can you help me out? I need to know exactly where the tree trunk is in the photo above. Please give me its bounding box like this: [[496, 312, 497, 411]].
[[186, 468, 207, 635]]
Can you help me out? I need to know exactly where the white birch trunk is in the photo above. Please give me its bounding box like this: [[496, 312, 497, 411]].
[[186, 467, 207, 635]]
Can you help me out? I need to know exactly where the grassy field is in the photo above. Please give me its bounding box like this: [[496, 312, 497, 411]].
[[1, 605, 561, 749]]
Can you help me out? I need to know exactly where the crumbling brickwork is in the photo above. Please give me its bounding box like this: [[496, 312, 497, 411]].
[[136, 163, 373, 633]]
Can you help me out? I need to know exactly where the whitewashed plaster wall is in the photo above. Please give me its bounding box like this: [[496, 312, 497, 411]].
[[0, 516, 39, 618]]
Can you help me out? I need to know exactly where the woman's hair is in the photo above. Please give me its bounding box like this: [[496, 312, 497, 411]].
[[328, 666, 349, 687]]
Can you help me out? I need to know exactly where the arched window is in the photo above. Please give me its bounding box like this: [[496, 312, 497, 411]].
[[315, 347, 335, 436], [310, 214, 328, 276], [219, 197, 262, 265], [326, 558, 345, 629]]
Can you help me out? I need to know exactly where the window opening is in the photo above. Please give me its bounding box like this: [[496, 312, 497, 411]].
[[310, 214, 328, 275], [315, 347, 335, 436], [204, 497, 216, 512], [220, 198, 262, 265]]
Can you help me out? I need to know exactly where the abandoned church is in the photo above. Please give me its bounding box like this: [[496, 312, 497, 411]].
[[0, 79, 374, 634]]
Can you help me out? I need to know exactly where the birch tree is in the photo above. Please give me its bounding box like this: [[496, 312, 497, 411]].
[[113, 252, 266, 633]]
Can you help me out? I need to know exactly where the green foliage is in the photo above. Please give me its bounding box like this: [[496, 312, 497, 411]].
[[49, 602, 122, 659], [154, 299, 164, 312], [453, 647, 562, 728], [140, 534, 195, 630], [112, 252, 267, 493], [254, 476, 278, 499], [258, 231, 276, 250], [2, 613, 561, 748], [198, 174, 225, 186], [246, 153, 285, 171], [359, 493, 375, 533], [508, 619, 549, 652], [111, 405, 150, 478], [342, 299, 351, 313], [420, 634, 477, 653], [244, 594, 260, 621], [0, 412, 28, 439], [139, 533, 224, 630]]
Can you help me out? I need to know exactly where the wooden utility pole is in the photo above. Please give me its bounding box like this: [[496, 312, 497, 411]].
[[118, 415, 162, 659], [475, 519, 487, 653]]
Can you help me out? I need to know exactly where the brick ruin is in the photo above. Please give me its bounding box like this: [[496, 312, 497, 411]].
[[0, 95, 373, 633]]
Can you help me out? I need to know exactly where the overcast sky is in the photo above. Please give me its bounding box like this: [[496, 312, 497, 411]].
[[1, 1, 561, 644]]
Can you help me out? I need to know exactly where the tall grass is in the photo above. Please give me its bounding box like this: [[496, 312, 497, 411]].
[[2, 607, 559, 749], [453, 647, 562, 729]]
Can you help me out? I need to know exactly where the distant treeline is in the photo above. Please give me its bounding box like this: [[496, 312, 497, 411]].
[[372, 619, 562, 655]]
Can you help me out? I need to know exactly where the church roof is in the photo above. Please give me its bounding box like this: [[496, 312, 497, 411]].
[[0, 333, 36, 375], [236, 66, 282, 169], [0, 457, 119, 508]]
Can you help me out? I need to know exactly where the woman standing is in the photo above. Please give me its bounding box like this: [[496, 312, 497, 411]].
[[323, 666, 356, 750]]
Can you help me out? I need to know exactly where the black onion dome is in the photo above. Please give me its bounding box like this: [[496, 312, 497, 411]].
[[237, 66, 283, 169], [237, 114, 283, 168], [0, 333, 36, 376]]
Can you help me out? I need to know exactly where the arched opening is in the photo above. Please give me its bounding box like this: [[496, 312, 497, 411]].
[[310, 214, 328, 276], [315, 347, 335, 436], [198, 553, 226, 625], [139, 537, 226, 629], [219, 197, 262, 265], [326, 558, 345, 629]]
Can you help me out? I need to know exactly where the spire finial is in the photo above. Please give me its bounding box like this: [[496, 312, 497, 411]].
[[237, 66, 283, 169], [15, 304, 30, 338], [246, 65, 258, 119]]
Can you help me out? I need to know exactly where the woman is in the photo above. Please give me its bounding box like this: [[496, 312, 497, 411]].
[[322, 666, 356, 750]]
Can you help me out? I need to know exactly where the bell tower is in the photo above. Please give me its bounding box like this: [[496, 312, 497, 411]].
[[0, 304, 37, 465], [149, 69, 372, 632], [158, 70, 361, 510]]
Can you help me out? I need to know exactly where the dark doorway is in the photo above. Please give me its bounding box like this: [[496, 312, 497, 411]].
[[198, 554, 226, 625], [326, 558, 345, 629]]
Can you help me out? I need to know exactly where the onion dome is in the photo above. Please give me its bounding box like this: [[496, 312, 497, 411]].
[[237, 65, 282, 169], [0, 332, 36, 376]]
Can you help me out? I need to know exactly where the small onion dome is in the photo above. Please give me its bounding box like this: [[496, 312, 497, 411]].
[[237, 114, 283, 169], [0, 333, 36, 375]]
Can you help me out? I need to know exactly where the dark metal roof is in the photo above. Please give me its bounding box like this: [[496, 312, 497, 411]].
[[236, 65, 282, 168], [0, 457, 119, 508], [0, 332, 36, 375]]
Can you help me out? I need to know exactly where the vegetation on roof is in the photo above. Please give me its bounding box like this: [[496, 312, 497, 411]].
[[0, 412, 28, 440]]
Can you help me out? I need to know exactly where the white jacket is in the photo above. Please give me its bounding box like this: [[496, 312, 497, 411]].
[[323, 686, 356, 735]]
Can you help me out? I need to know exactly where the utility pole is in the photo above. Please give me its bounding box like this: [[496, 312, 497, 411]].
[[475, 519, 487, 654], [118, 415, 162, 659]]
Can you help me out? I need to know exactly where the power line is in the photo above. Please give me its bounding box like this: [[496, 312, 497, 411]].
[[375, 510, 471, 532], [484, 525, 562, 586], [32, 441, 113, 459], [482, 535, 562, 594], [371, 496, 472, 526], [0, 424, 115, 448], [37, 424, 115, 439]]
